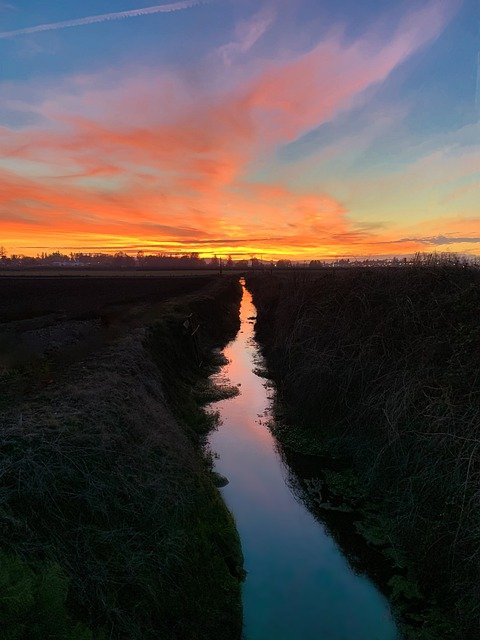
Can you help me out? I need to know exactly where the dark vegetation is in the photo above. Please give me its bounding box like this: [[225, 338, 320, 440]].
[[248, 261, 480, 638], [0, 275, 243, 639], [0, 274, 215, 322], [0, 275, 215, 406], [0, 248, 243, 270]]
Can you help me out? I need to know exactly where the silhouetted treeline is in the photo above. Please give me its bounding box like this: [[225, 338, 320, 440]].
[[0, 249, 221, 270], [0, 247, 478, 270], [0, 249, 255, 270], [309, 252, 479, 268]]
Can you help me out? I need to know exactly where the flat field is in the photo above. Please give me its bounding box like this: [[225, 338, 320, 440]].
[[0, 273, 218, 392], [0, 273, 216, 323], [0, 268, 221, 278]]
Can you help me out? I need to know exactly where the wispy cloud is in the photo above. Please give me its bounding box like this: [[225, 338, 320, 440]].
[[0, 0, 210, 40], [388, 235, 480, 246], [217, 5, 276, 66]]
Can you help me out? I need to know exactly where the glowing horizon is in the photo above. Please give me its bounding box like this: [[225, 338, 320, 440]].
[[1, 0, 479, 259]]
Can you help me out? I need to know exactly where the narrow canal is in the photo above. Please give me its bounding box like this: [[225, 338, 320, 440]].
[[208, 279, 401, 640]]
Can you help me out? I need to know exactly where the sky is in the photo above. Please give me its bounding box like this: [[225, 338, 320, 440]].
[[0, 0, 479, 259]]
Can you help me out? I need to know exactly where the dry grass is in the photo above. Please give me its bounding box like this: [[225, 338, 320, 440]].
[[0, 277, 243, 639]]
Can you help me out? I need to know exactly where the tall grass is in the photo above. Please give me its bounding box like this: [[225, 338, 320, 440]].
[[248, 261, 480, 637], [0, 277, 243, 639]]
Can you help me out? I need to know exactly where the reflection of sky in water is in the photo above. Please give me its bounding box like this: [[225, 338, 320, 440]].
[[208, 283, 400, 640]]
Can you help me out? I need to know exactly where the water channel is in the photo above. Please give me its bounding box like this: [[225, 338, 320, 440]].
[[208, 280, 401, 640]]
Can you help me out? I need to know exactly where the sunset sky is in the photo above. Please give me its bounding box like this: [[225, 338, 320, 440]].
[[1, 0, 479, 259]]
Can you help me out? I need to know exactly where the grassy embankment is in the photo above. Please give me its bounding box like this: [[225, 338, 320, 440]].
[[0, 275, 217, 408], [248, 263, 480, 639], [0, 276, 244, 639]]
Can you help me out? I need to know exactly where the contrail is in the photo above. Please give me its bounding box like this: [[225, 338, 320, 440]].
[[0, 0, 210, 39]]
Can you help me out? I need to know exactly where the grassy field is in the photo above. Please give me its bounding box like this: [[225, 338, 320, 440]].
[[0, 276, 244, 639], [248, 264, 480, 639]]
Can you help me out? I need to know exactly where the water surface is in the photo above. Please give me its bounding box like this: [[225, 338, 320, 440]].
[[208, 281, 400, 640]]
